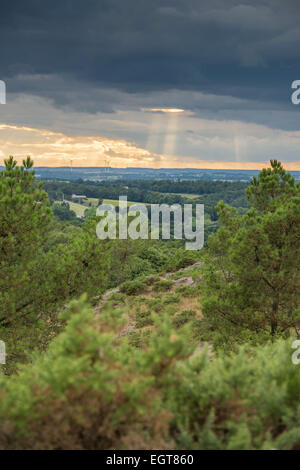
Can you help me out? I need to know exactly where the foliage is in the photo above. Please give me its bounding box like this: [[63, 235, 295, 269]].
[[43, 178, 249, 240], [2, 157, 300, 450], [152, 280, 173, 292], [0, 156, 52, 327], [172, 309, 196, 328], [120, 279, 147, 295], [135, 310, 154, 328], [202, 161, 300, 344], [52, 201, 80, 225], [1, 298, 300, 450], [247, 160, 300, 213]]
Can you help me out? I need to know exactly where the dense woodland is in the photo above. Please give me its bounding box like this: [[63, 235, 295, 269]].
[[1, 157, 300, 449], [44, 178, 248, 216], [45, 178, 249, 243]]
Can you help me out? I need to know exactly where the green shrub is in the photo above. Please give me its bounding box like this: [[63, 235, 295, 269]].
[[165, 249, 200, 272], [105, 293, 127, 307], [109, 292, 126, 303], [120, 279, 146, 295], [166, 340, 300, 450], [172, 309, 197, 328], [143, 274, 160, 286], [128, 330, 151, 349], [152, 280, 173, 292], [175, 285, 201, 296], [135, 311, 154, 328], [192, 271, 203, 283], [0, 297, 189, 449], [145, 298, 165, 313], [163, 293, 181, 304], [1, 298, 300, 450]]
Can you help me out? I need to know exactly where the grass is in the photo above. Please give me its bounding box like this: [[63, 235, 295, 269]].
[[86, 197, 99, 206], [102, 199, 150, 207], [56, 200, 86, 217], [171, 193, 201, 199]]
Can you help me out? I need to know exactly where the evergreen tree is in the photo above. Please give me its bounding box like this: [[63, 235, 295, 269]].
[[203, 161, 300, 344], [246, 159, 300, 213], [0, 156, 51, 326]]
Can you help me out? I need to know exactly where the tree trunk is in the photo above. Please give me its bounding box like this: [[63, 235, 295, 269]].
[[271, 299, 279, 336]]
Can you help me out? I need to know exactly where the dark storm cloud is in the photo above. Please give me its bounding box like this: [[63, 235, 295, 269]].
[[1, 0, 300, 121]]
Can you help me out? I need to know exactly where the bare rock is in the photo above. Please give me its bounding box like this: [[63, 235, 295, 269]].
[[173, 276, 194, 286], [102, 287, 120, 300], [181, 261, 204, 271], [94, 287, 120, 314]]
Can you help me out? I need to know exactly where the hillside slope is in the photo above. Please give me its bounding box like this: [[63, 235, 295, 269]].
[[95, 261, 206, 349]]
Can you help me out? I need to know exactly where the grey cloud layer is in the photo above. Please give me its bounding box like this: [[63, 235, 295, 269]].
[[1, 1, 300, 113], [1, 0, 300, 164]]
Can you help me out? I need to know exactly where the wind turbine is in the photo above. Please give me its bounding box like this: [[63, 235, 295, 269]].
[[105, 159, 110, 173]]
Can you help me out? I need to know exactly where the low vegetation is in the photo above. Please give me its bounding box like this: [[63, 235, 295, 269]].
[[1, 157, 300, 449]]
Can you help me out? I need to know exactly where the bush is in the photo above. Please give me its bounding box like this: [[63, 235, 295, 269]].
[[163, 293, 181, 304], [144, 298, 165, 313], [0, 297, 188, 449], [135, 311, 154, 328], [165, 249, 201, 272], [175, 285, 201, 296], [120, 279, 146, 295], [143, 274, 160, 286], [1, 298, 300, 449], [172, 309, 197, 328], [128, 330, 151, 349], [108, 292, 126, 303], [152, 280, 173, 292]]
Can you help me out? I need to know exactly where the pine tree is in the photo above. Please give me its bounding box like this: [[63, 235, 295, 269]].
[[0, 156, 51, 326], [202, 161, 300, 344], [246, 159, 300, 213]]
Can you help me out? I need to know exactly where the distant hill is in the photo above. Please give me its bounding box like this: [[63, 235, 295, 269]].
[[3, 165, 299, 182]]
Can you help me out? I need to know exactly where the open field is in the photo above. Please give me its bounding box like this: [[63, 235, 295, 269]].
[[102, 198, 150, 207], [86, 197, 99, 206], [170, 193, 201, 199], [56, 200, 86, 217]]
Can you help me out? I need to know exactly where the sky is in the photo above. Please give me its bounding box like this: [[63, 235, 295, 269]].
[[1, 0, 300, 169]]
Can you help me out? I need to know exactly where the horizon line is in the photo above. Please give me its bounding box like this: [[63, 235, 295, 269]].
[[5, 165, 300, 172]]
